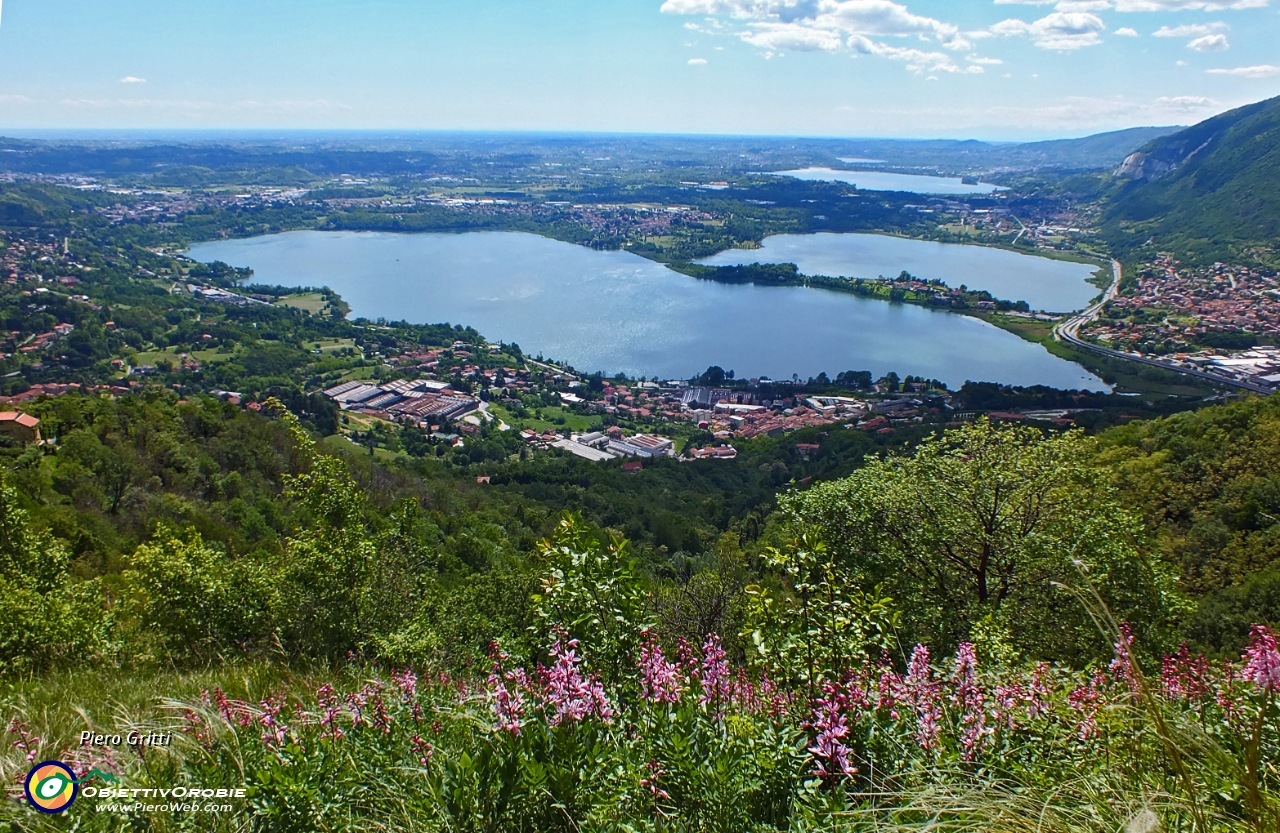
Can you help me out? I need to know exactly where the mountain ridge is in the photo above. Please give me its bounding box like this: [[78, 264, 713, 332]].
[[1102, 95, 1280, 265]]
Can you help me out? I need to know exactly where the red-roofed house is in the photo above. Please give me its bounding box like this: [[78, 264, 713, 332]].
[[0, 412, 40, 444]]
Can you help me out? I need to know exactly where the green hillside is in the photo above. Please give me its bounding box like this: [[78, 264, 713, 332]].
[[1102, 95, 1280, 265]]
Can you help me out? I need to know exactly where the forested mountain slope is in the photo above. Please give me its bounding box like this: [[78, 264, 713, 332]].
[[1102, 95, 1280, 265]]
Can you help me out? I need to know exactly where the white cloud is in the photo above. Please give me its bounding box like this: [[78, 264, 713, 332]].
[[1152, 22, 1227, 36], [119, 76, 146, 84], [740, 21, 847, 50], [1187, 32, 1229, 49], [967, 55, 1004, 63], [849, 34, 982, 72], [1112, 0, 1266, 10], [1055, 0, 1113, 9], [1115, 26, 1140, 34], [660, 0, 976, 71], [991, 11, 1106, 49], [1207, 63, 1280, 76], [1155, 94, 1217, 108], [995, 0, 1268, 8], [688, 57, 709, 63]]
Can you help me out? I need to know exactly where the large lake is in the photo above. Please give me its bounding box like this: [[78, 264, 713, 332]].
[[697, 233, 1100, 313], [187, 231, 1106, 390], [773, 167, 1004, 195]]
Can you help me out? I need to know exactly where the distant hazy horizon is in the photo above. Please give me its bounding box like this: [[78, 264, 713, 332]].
[[0, 124, 1180, 146]]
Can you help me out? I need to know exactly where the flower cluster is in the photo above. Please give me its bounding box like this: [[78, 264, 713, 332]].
[[7, 719, 41, 764], [543, 632, 615, 727], [950, 643, 989, 761], [901, 645, 942, 750], [638, 632, 684, 704], [1242, 625, 1280, 693], [1162, 644, 1212, 702], [807, 683, 856, 780], [696, 635, 732, 714]]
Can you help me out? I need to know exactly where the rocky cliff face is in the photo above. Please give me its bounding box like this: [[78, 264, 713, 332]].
[[1114, 151, 1172, 182]]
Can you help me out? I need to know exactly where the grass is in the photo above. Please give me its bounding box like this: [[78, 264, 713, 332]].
[[489, 403, 602, 434], [337, 365, 380, 383], [273, 292, 327, 314], [131, 347, 236, 366], [0, 661, 320, 762], [308, 338, 357, 353]]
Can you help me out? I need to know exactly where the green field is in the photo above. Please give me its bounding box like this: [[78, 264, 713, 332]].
[[487, 402, 603, 434], [274, 292, 327, 314], [131, 346, 236, 366]]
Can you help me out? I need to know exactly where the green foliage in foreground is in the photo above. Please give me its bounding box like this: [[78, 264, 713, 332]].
[[0, 398, 1278, 829], [0, 556, 1276, 832], [785, 422, 1181, 663], [1102, 394, 1280, 654]]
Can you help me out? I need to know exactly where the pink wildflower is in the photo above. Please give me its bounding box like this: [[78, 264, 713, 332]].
[[487, 647, 529, 735], [903, 645, 942, 750], [410, 734, 433, 766], [1242, 625, 1280, 693], [1068, 670, 1107, 741], [543, 631, 614, 726], [392, 669, 418, 701], [370, 694, 392, 735], [951, 643, 988, 761], [638, 632, 685, 704], [316, 684, 345, 741], [7, 720, 41, 763], [993, 682, 1027, 732], [807, 683, 856, 780], [258, 697, 288, 748], [1161, 644, 1211, 701], [639, 758, 672, 804], [876, 666, 903, 717], [698, 635, 731, 707], [1215, 662, 1246, 730], [1027, 663, 1052, 719], [1110, 623, 1139, 693]]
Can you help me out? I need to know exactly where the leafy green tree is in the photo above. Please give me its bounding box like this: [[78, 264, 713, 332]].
[[0, 472, 106, 673], [271, 403, 415, 658], [785, 420, 1181, 662], [532, 514, 650, 679], [124, 525, 276, 660], [742, 533, 896, 691]]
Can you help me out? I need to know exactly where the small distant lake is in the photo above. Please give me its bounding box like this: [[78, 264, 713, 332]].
[[774, 167, 1004, 196], [838, 157, 885, 164], [187, 230, 1106, 390], [697, 233, 1100, 313]]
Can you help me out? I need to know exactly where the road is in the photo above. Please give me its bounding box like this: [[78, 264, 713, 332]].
[[1053, 260, 1274, 395]]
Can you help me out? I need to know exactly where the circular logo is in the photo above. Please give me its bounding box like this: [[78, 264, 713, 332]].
[[24, 761, 78, 814]]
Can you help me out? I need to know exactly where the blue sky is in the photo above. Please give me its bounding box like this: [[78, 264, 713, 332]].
[[0, 0, 1278, 139]]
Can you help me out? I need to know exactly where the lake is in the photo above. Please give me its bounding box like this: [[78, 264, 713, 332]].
[[773, 167, 1003, 195], [696, 232, 1100, 313], [187, 230, 1106, 390]]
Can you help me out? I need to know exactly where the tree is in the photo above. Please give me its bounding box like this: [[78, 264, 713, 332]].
[[0, 471, 106, 674], [532, 514, 650, 680], [125, 526, 276, 659], [785, 420, 1180, 662], [742, 533, 895, 691], [269, 400, 418, 658]]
